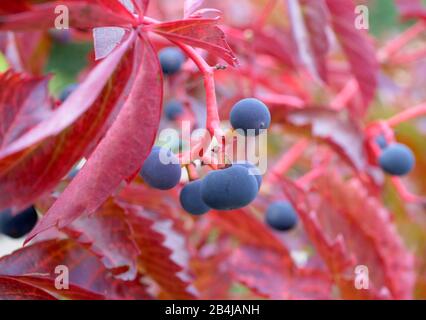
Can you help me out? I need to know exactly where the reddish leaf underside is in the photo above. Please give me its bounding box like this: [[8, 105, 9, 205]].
[[146, 18, 238, 67], [0, 32, 136, 212], [26, 35, 163, 242], [325, 0, 378, 114]]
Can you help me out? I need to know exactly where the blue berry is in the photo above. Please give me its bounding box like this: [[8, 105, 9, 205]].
[[379, 143, 415, 176], [265, 201, 298, 231], [0, 206, 38, 239], [234, 161, 262, 189], [230, 98, 271, 135], [140, 146, 182, 190], [376, 135, 387, 149], [59, 83, 78, 102], [180, 180, 210, 215], [164, 100, 184, 121], [200, 165, 259, 210], [158, 47, 185, 75]]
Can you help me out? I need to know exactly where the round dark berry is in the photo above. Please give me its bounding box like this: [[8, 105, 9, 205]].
[[164, 100, 184, 121], [375, 135, 387, 149], [265, 201, 298, 231], [59, 83, 78, 102], [140, 146, 182, 190], [234, 161, 262, 190], [158, 47, 185, 75], [180, 180, 210, 215], [200, 165, 259, 210], [0, 206, 38, 239], [230, 98, 271, 135], [379, 143, 415, 176]]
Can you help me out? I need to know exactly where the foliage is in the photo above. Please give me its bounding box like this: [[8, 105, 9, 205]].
[[0, 0, 426, 300]]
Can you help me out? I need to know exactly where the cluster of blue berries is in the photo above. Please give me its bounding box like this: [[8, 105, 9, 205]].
[[0, 206, 38, 239], [140, 97, 272, 215], [376, 136, 415, 176]]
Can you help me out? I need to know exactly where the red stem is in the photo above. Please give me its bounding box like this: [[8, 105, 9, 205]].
[[386, 102, 426, 127], [378, 21, 426, 62]]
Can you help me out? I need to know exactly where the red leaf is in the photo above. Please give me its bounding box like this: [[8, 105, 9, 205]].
[[294, 0, 330, 81], [0, 239, 151, 299], [0, 32, 136, 211], [0, 71, 52, 148], [280, 177, 414, 299], [312, 171, 415, 299], [26, 35, 163, 242], [122, 203, 196, 299], [146, 18, 238, 67], [0, 276, 56, 300], [228, 245, 333, 299], [325, 0, 378, 114], [0, 2, 30, 14], [0, 1, 135, 31], [64, 199, 140, 281], [4, 275, 104, 300]]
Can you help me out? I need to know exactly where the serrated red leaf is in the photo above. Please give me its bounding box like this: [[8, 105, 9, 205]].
[[312, 171, 415, 299], [280, 177, 414, 299], [0, 1, 135, 31], [122, 203, 196, 299], [325, 0, 378, 114], [146, 18, 238, 67], [0, 32, 136, 211], [58, 194, 196, 298], [0, 239, 151, 299], [26, 35, 162, 242], [64, 199, 140, 281]]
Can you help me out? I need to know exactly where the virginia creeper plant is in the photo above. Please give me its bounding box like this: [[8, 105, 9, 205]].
[[0, 0, 425, 300]]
